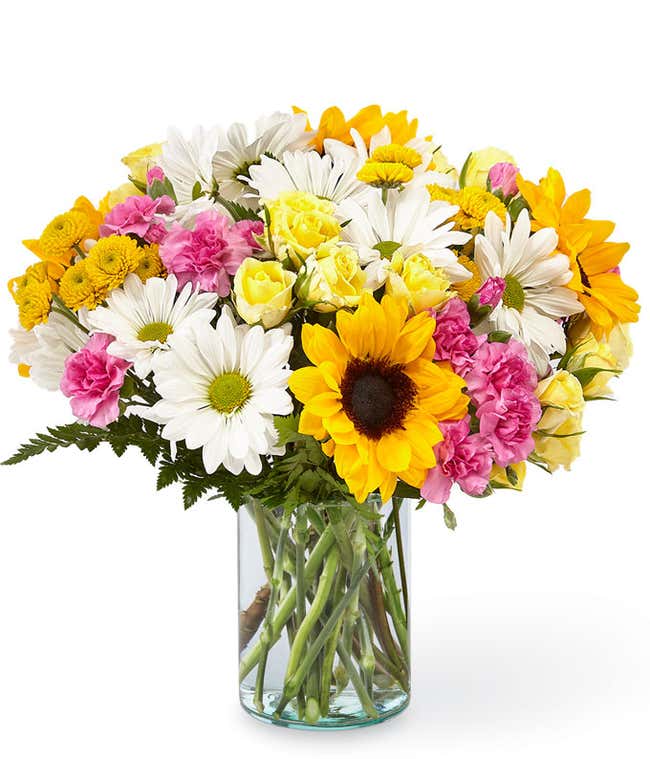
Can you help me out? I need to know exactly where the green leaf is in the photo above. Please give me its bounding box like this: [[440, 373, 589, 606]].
[[192, 181, 204, 201], [505, 465, 519, 487], [443, 504, 457, 531], [373, 240, 401, 259], [458, 153, 472, 189], [213, 195, 261, 222], [156, 461, 180, 491], [571, 366, 621, 389], [487, 330, 511, 343]]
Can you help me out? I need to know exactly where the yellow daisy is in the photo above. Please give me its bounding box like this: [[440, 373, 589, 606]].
[[288, 292, 468, 503]]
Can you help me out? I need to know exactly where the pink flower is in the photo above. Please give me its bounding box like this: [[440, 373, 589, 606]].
[[476, 387, 541, 467], [488, 162, 519, 197], [465, 339, 537, 405], [60, 334, 130, 428], [421, 418, 493, 503], [476, 276, 505, 308], [432, 298, 485, 377], [159, 211, 261, 295], [100, 194, 174, 243], [234, 219, 264, 248], [146, 166, 165, 185]]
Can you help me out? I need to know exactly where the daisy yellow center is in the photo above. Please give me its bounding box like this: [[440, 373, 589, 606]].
[[137, 321, 174, 343], [502, 274, 525, 312], [340, 357, 417, 439], [208, 372, 252, 414]]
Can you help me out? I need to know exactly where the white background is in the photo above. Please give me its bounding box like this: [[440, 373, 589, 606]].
[[1, 1, 649, 757]]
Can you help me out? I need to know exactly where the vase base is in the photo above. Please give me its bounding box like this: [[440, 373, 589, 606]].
[[240, 687, 409, 730]]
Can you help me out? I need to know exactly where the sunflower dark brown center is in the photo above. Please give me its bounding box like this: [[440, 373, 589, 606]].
[[340, 357, 417, 439]]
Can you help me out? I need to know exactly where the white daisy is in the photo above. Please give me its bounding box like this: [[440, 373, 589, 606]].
[[148, 307, 293, 476], [87, 275, 218, 378], [159, 126, 220, 205], [9, 311, 88, 391], [474, 210, 584, 374], [337, 186, 472, 288], [245, 142, 367, 204], [212, 112, 313, 203]]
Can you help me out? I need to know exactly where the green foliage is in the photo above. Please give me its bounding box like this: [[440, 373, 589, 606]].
[[147, 176, 177, 203], [2, 416, 165, 467], [570, 366, 621, 389], [487, 330, 512, 344], [213, 195, 261, 222]]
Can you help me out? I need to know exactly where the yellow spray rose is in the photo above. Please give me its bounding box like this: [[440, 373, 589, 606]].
[[300, 242, 365, 312], [234, 258, 296, 328], [533, 370, 585, 471], [121, 142, 163, 186], [566, 332, 621, 398], [385, 252, 452, 312], [462, 147, 515, 189], [490, 462, 527, 491], [266, 191, 341, 268]]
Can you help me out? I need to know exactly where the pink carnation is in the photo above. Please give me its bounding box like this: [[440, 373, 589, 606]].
[[100, 194, 174, 244], [421, 418, 493, 504], [476, 387, 541, 467], [488, 162, 519, 197], [465, 339, 537, 406], [159, 211, 262, 295], [146, 166, 165, 185], [476, 276, 505, 308], [432, 298, 485, 377], [60, 334, 130, 428]]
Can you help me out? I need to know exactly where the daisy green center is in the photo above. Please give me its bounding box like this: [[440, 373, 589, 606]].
[[208, 372, 252, 414], [502, 274, 525, 312], [137, 321, 174, 343]]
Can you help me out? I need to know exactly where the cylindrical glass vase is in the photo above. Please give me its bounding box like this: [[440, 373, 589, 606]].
[[238, 495, 411, 729]]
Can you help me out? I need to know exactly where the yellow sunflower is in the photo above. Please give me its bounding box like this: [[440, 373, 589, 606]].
[[517, 168, 639, 337], [288, 292, 468, 503]]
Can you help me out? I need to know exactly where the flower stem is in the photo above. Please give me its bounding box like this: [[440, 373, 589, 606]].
[[250, 502, 274, 584], [284, 548, 338, 682], [253, 508, 291, 712], [273, 545, 384, 719], [319, 572, 346, 716], [239, 526, 335, 682], [358, 611, 375, 695], [393, 498, 409, 625]]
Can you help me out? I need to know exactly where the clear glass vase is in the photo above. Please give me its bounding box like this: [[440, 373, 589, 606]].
[[238, 495, 411, 729]]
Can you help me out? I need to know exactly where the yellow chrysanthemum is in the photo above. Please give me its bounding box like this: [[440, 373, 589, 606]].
[[133, 243, 165, 282], [288, 292, 468, 503], [516, 168, 639, 338], [427, 185, 507, 231], [357, 143, 422, 189], [296, 105, 419, 153], [452, 255, 482, 301], [15, 280, 52, 330], [23, 197, 102, 268], [357, 161, 413, 188], [59, 259, 106, 311], [8, 261, 60, 303], [85, 235, 143, 293]]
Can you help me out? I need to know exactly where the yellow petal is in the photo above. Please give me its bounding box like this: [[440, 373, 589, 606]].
[[391, 311, 435, 365], [305, 391, 342, 418], [376, 432, 412, 473], [288, 366, 330, 403], [298, 410, 327, 440], [301, 323, 348, 369]]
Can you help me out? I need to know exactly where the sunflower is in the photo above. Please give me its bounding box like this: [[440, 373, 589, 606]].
[[288, 292, 468, 503], [517, 168, 639, 337]]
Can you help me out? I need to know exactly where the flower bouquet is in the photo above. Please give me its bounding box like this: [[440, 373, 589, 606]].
[[4, 105, 639, 729]]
